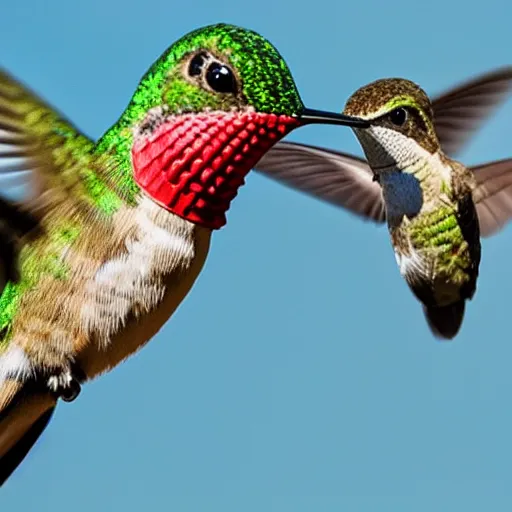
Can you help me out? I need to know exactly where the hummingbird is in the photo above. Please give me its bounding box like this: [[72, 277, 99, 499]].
[[254, 69, 512, 340], [0, 23, 369, 485]]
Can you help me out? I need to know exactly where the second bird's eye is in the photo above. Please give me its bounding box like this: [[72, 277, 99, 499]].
[[206, 62, 237, 94], [389, 107, 408, 126]]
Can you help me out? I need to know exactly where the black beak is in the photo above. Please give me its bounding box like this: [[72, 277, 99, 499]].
[[299, 108, 370, 128]]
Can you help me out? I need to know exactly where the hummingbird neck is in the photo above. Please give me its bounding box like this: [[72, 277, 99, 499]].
[[129, 108, 300, 229], [356, 126, 441, 179]]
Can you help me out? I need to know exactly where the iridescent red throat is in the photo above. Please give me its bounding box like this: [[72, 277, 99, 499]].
[[131, 109, 300, 229]]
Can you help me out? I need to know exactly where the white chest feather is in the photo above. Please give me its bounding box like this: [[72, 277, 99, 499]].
[[357, 126, 452, 222], [394, 248, 424, 278], [80, 196, 196, 346]]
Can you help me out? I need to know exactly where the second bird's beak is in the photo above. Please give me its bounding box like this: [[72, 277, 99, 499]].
[[298, 108, 370, 128]]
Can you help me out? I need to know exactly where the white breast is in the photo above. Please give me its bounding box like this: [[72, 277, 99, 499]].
[[394, 246, 425, 278], [80, 196, 196, 347], [357, 126, 452, 222], [0, 346, 31, 386]]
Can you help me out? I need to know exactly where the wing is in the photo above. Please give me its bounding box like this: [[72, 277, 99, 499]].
[[0, 379, 56, 486], [0, 70, 122, 291], [432, 67, 512, 156], [455, 192, 481, 299], [254, 142, 386, 223], [0, 69, 101, 215], [471, 159, 512, 237], [0, 70, 113, 485]]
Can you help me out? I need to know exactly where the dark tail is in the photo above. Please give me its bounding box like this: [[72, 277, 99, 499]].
[[423, 300, 466, 340], [0, 385, 57, 486]]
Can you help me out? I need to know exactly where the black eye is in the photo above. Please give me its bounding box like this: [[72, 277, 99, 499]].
[[188, 52, 207, 77], [206, 62, 237, 94], [389, 107, 408, 126]]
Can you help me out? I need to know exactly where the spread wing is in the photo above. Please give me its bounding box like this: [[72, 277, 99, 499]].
[[0, 70, 113, 485], [0, 69, 103, 214], [471, 159, 512, 237], [432, 67, 512, 156], [254, 67, 512, 223], [254, 142, 385, 222], [0, 69, 118, 292]]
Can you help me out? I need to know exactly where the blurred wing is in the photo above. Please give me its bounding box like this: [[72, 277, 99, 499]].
[[0, 69, 99, 207], [432, 67, 512, 156], [254, 142, 386, 223], [0, 72, 105, 486], [0, 69, 100, 292], [471, 159, 512, 237]]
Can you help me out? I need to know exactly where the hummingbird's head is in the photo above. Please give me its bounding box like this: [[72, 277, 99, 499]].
[[343, 78, 441, 176], [113, 23, 367, 229]]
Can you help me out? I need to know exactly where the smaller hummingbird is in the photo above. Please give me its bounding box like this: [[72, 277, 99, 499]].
[[255, 70, 512, 339]]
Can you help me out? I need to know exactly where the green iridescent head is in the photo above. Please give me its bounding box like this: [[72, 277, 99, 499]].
[[96, 24, 368, 205], [119, 23, 368, 127], [343, 78, 440, 154]]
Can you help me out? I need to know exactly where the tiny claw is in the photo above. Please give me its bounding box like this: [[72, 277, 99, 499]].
[[47, 369, 82, 403]]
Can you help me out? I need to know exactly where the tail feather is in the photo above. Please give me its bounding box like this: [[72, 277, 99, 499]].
[[423, 300, 466, 340], [0, 385, 56, 486]]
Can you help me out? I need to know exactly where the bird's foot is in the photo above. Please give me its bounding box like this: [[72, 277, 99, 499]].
[[47, 368, 82, 402]]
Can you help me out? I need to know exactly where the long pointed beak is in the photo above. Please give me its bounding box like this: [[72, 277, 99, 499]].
[[298, 108, 370, 128]]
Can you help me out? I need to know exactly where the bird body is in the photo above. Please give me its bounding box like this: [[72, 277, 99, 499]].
[[376, 149, 480, 338]]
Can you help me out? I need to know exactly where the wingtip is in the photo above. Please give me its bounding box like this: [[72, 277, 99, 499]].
[[0, 386, 57, 487], [0, 406, 55, 486]]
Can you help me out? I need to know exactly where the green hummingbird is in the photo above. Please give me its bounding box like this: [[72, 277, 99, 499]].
[[0, 23, 369, 485], [254, 69, 512, 340]]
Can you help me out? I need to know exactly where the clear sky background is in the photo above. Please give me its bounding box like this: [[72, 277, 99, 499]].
[[1, 0, 511, 510]]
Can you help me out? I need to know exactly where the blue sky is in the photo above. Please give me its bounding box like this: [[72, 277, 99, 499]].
[[1, 0, 511, 509]]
